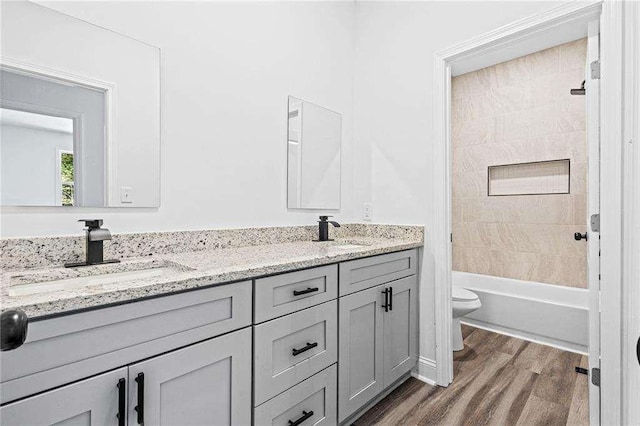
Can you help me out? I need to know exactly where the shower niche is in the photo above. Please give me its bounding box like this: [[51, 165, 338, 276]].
[[488, 159, 571, 196]]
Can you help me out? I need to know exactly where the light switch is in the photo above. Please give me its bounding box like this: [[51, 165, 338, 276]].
[[120, 187, 134, 204]]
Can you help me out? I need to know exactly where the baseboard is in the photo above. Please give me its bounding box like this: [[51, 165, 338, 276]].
[[412, 356, 437, 385], [461, 318, 588, 355]]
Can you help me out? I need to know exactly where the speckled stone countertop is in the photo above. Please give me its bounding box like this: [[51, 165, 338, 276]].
[[1, 234, 423, 319]]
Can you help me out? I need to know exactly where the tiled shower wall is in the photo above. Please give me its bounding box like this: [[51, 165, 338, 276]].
[[451, 38, 588, 288]]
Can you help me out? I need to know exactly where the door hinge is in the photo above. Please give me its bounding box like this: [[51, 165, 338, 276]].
[[591, 60, 601, 79], [591, 214, 600, 232], [592, 367, 601, 386]]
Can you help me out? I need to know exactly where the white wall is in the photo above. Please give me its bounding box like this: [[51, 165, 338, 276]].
[[1, 124, 73, 206], [0, 1, 356, 237], [352, 1, 565, 362]]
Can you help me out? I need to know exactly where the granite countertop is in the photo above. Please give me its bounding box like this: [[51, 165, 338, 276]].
[[1, 236, 423, 319]]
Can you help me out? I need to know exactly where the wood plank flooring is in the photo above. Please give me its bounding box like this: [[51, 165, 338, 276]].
[[354, 326, 589, 426]]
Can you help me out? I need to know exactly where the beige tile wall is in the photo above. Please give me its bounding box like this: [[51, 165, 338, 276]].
[[451, 39, 588, 288]]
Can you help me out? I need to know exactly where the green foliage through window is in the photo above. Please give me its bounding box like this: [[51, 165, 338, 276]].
[[61, 152, 74, 206]]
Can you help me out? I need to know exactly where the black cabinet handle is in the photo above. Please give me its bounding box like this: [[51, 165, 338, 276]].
[[382, 288, 389, 312], [288, 410, 314, 426], [293, 287, 319, 296], [575, 232, 588, 241], [135, 372, 144, 425], [1, 309, 28, 351], [292, 342, 318, 356], [389, 287, 393, 311], [116, 378, 125, 426], [636, 335, 639, 366]]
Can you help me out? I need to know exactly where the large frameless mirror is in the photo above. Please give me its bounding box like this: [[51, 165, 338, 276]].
[[287, 96, 341, 210], [0, 1, 160, 207]]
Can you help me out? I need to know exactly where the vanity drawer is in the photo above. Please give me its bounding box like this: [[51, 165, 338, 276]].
[[254, 265, 337, 323], [254, 300, 337, 406], [254, 364, 337, 426], [339, 249, 417, 296], [0, 281, 252, 404]]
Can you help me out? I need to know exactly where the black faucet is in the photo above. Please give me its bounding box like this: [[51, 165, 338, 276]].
[[65, 219, 121, 268], [316, 216, 341, 242]]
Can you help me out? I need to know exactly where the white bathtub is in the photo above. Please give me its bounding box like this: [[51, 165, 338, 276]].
[[453, 271, 589, 354]]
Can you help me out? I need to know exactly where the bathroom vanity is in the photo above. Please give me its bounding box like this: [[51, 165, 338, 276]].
[[0, 236, 420, 426]]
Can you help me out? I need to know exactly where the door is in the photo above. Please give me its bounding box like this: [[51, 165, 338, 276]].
[[383, 276, 418, 386], [0, 367, 127, 426], [586, 19, 601, 426], [128, 327, 251, 426], [338, 285, 385, 422]]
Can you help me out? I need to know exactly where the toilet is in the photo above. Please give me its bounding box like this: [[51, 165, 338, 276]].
[[452, 287, 482, 351]]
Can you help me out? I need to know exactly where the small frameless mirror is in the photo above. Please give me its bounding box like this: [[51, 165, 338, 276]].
[[287, 96, 341, 210]]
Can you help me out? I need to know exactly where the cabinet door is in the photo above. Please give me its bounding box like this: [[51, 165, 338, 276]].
[[0, 367, 127, 426], [383, 275, 418, 386], [128, 327, 251, 426], [338, 285, 384, 422]]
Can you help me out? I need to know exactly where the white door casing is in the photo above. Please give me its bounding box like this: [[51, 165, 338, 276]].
[[586, 18, 601, 426]]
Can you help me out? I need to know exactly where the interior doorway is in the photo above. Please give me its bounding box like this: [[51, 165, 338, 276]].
[[431, 2, 609, 424]]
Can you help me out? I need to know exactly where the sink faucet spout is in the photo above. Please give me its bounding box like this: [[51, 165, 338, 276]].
[[315, 216, 340, 242], [65, 219, 121, 268]]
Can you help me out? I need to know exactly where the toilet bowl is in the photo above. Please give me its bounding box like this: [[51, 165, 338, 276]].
[[452, 287, 481, 351]]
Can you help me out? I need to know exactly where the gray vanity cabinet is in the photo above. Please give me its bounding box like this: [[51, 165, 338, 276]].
[[1, 327, 252, 426], [337, 285, 385, 422], [0, 367, 127, 426], [338, 251, 418, 423], [128, 327, 252, 426]]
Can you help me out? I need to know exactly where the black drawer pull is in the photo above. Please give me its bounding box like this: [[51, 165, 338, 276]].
[[389, 286, 393, 311], [293, 287, 319, 296], [116, 378, 125, 426], [382, 288, 389, 312], [135, 372, 144, 425], [288, 410, 314, 426], [292, 342, 318, 356]]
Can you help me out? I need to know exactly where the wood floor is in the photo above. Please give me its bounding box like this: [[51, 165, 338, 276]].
[[354, 325, 589, 426]]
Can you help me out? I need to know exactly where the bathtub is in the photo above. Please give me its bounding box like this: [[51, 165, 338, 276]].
[[453, 271, 589, 354]]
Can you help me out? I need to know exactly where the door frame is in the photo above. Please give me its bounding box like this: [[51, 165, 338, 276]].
[[585, 18, 601, 426], [622, 1, 640, 424], [432, 0, 627, 423]]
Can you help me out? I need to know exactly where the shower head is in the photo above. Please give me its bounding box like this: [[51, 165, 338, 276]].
[[571, 80, 586, 95]]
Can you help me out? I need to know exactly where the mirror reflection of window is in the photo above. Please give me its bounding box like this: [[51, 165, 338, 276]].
[[0, 108, 76, 206], [1, 68, 106, 207], [60, 151, 75, 206]]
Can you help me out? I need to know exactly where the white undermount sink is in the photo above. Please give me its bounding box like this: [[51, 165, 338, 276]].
[[8, 264, 185, 297], [330, 240, 373, 250], [332, 244, 367, 250]]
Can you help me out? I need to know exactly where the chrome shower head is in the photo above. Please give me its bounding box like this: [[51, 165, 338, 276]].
[[571, 80, 586, 95]]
